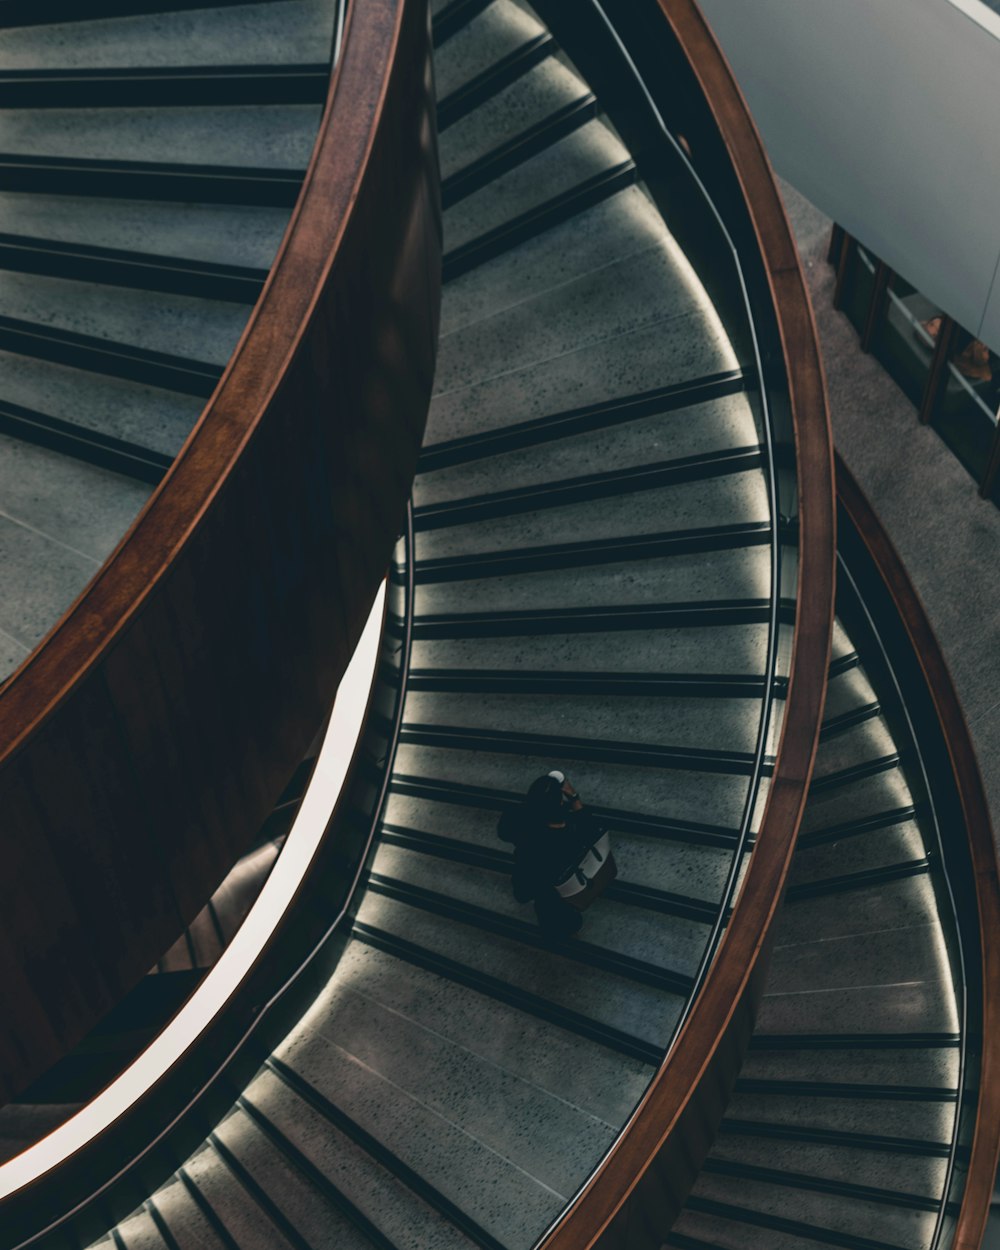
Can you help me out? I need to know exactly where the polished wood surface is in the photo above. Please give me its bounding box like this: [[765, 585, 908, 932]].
[[537, 0, 837, 1245], [837, 457, 1000, 1250], [0, 0, 440, 1103]]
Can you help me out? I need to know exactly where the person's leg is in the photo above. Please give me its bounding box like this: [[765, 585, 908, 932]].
[[534, 892, 583, 937]]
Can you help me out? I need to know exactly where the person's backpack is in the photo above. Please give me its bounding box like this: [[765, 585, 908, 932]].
[[553, 831, 617, 910]]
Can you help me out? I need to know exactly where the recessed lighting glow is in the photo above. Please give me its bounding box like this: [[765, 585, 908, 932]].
[[0, 583, 387, 1200]]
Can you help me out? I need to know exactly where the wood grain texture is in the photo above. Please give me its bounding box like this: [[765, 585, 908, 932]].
[[536, 0, 836, 1245], [0, 0, 440, 1103], [837, 457, 1000, 1250]]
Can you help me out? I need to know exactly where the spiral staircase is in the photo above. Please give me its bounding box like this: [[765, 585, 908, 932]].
[[0, 2, 996, 1250]]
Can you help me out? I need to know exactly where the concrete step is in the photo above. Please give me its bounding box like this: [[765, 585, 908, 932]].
[[434, 0, 545, 102], [401, 686, 763, 757], [381, 791, 737, 899], [368, 840, 711, 978], [391, 741, 757, 832], [353, 889, 685, 1049], [274, 1018, 568, 1249], [0, 103, 322, 169], [0, 2, 339, 71], [0, 193, 289, 272]]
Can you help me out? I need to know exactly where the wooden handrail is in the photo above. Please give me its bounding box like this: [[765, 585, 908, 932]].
[[0, 0, 440, 1103], [836, 457, 1000, 1250], [535, 1, 836, 1246]]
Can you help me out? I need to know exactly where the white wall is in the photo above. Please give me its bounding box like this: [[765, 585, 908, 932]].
[[697, 0, 1000, 349]]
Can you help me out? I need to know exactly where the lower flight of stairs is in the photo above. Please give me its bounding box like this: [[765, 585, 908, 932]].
[[670, 605, 962, 1250]]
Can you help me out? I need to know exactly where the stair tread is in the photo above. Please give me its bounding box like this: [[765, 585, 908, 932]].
[[812, 714, 898, 781], [801, 767, 913, 835], [435, 239, 709, 397], [427, 296, 736, 447], [0, 269, 247, 365], [332, 938, 652, 1123], [0, 2, 338, 72], [353, 891, 684, 1047], [443, 117, 626, 255], [0, 347, 202, 455], [708, 1132, 947, 1202], [274, 1021, 568, 1249], [416, 388, 757, 502], [672, 1206, 867, 1250], [183, 1141, 298, 1250], [414, 472, 769, 564], [434, 0, 544, 103], [789, 815, 924, 889], [114, 1206, 169, 1250], [689, 1171, 936, 1250], [287, 981, 618, 1196], [409, 621, 768, 678], [439, 183, 668, 334], [723, 1089, 956, 1151], [150, 1174, 232, 1250], [439, 52, 587, 182], [0, 510, 104, 656], [0, 193, 288, 272], [0, 101, 320, 170], [382, 791, 737, 899], [213, 1105, 379, 1250], [392, 742, 758, 830], [242, 1065, 481, 1250], [414, 544, 773, 616], [0, 428, 148, 557], [401, 687, 763, 756], [370, 841, 711, 977]]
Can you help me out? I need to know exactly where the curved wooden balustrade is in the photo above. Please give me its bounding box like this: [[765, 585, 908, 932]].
[[532, 0, 836, 1245], [836, 457, 1000, 1250], [0, 0, 440, 1104]]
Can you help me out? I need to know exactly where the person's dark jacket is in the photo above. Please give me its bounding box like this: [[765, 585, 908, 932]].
[[502, 808, 599, 903]]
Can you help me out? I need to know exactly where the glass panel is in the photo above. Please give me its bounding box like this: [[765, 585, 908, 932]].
[[840, 241, 876, 334], [932, 330, 1000, 483], [871, 273, 940, 407]]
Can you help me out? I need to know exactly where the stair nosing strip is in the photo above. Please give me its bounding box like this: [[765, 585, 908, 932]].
[[412, 518, 772, 582], [267, 1055, 514, 1250], [683, 1194, 917, 1250], [208, 1129, 313, 1250], [351, 920, 663, 1065], [365, 871, 695, 995], [388, 773, 743, 847], [412, 445, 764, 530], [417, 370, 747, 470], [379, 824, 721, 922], [437, 32, 555, 132], [442, 160, 638, 282], [442, 92, 598, 208], [701, 1157, 939, 1213], [237, 1094, 398, 1250]]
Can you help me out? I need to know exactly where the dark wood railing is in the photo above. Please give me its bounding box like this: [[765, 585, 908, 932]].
[[533, 1, 837, 1245], [836, 458, 1000, 1250], [0, 0, 440, 1104]]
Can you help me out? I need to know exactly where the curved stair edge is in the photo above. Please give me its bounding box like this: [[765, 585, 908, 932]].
[[0, 0, 441, 1105], [836, 455, 1000, 1250], [523, 1, 837, 1247]]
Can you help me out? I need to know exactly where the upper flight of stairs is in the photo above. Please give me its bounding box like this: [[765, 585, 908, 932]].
[[1, 2, 992, 1250], [0, 0, 339, 680]]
